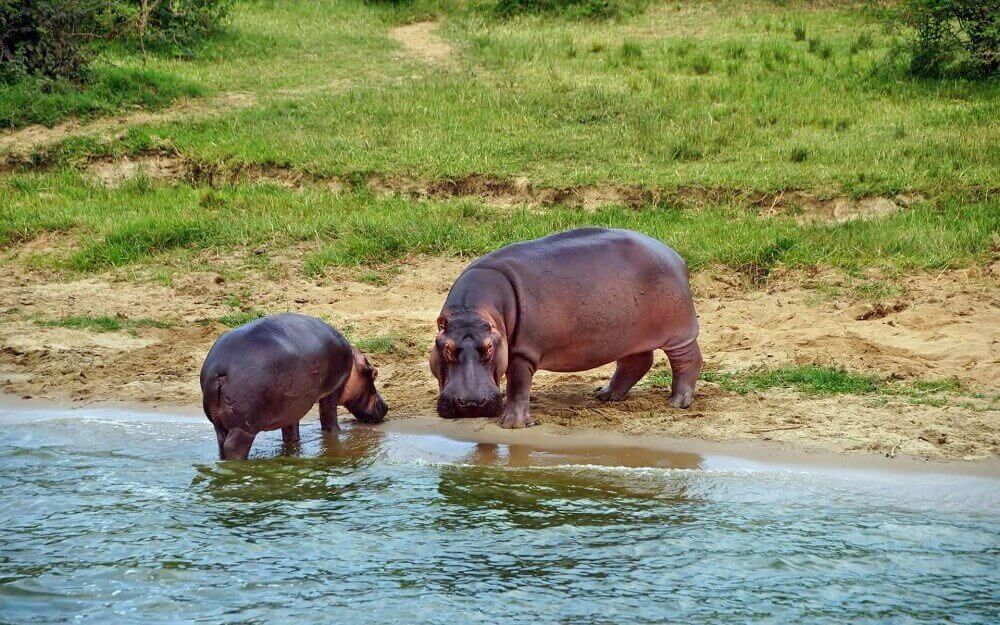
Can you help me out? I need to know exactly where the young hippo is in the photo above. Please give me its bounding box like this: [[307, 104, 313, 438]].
[[200, 313, 388, 460], [430, 227, 702, 429]]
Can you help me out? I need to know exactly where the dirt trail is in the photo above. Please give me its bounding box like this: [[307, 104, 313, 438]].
[[1, 246, 996, 461], [388, 21, 456, 66], [0, 92, 256, 156]]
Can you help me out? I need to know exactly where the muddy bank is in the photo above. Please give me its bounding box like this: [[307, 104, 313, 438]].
[[0, 249, 997, 461]]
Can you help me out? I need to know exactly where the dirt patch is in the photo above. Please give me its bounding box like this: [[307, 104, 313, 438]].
[[388, 21, 456, 66], [761, 193, 912, 224], [0, 92, 256, 157], [0, 246, 997, 461]]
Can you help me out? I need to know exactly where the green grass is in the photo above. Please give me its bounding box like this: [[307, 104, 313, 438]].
[[353, 334, 401, 355], [1, 173, 994, 274], [37, 315, 173, 333], [0, 66, 204, 129], [650, 366, 978, 404], [217, 310, 265, 327], [3, 0, 996, 196], [703, 366, 882, 395], [47, 0, 989, 197], [355, 267, 402, 286], [1, 1, 998, 287]]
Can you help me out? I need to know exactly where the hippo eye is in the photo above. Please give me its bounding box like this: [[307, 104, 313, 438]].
[[443, 343, 457, 363], [481, 341, 494, 363]]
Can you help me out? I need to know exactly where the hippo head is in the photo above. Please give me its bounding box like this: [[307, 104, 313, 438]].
[[340, 348, 389, 423], [432, 309, 506, 420]]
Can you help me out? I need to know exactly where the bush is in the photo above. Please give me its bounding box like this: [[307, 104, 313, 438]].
[[889, 0, 999, 77], [0, 0, 230, 83], [0, 0, 105, 82], [494, 0, 643, 20], [111, 0, 232, 56]]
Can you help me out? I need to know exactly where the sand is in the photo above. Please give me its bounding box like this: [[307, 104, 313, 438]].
[[1, 240, 997, 462]]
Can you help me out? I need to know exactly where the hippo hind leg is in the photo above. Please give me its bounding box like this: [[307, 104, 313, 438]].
[[221, 428, 256, 461], [663, 340, 703, 409], [595, 351, 654, 402], [213, 421, 228, 459], [281, 423, 301, 443]]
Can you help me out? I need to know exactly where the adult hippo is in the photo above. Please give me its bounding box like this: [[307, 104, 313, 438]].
[[201, 313, 389, 460], [430, 227, 702, 428]]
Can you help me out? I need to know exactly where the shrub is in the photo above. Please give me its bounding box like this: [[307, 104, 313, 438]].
[[0, 0, 230, 83], [494, 0, 644, 20], [0, 0, 104, 82], [111, 0, 232, 56], [889, 0, 999, 77]]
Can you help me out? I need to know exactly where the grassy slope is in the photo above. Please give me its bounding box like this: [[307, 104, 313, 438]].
[[1, 172, 995, 273], [88, 0, 1000, 195], [1, 0, 997, 275]]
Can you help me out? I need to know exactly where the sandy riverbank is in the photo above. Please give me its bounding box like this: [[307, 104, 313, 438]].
[[2, 251, 997, 462]]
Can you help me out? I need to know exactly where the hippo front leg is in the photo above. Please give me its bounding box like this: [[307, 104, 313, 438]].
[[319, 395, 341, 432], [498, 357, 537, 429]]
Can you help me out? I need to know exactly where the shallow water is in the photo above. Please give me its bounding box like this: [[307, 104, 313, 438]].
[[1, 405, 998, 624]]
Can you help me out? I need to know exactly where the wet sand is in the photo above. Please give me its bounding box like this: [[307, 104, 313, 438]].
[[3, 394, 998, 480]]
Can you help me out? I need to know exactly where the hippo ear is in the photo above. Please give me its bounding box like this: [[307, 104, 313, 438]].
[[437, 316, 447, 331]]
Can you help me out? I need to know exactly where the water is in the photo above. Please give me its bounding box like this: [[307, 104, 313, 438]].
[[1, 405, 998, 624]]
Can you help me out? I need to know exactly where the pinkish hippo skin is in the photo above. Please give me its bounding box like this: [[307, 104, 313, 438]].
[[430, 228, 702, 429], [200, 313, 388, 460]]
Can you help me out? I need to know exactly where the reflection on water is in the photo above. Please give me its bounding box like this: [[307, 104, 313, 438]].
[[1, 411, 998, 625], [458, 442, 702, 469]]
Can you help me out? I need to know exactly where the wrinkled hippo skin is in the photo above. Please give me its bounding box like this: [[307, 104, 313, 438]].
[[200, 313, 388, 460], [430, 228, 702, 429]]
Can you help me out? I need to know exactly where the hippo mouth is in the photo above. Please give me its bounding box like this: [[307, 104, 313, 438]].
[[436, 394, 503, 421]]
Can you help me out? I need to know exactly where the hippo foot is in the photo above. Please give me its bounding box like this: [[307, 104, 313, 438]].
[[669, 389, 694, 409], [498, 406, 537, 429], [595, 386, 626, 402]]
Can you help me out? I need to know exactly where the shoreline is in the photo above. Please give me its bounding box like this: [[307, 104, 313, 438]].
[[3, 394, 998, 479]]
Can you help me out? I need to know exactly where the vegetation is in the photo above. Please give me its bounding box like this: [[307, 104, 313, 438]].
[[1, 0, 997, 283], [650, 366, 985, 406], [216, 309, 264, 327], [0, 0, 228, 126], [494, 0, 643, 20], [1, 175, 995, 274], [0, 66, 202, 128], [887, 0, 999, 77], [37, 314, 172, 332]]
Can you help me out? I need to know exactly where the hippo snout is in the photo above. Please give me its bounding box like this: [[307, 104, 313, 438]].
[[437, 391, 503, 420], [375, 397, 390, 420]]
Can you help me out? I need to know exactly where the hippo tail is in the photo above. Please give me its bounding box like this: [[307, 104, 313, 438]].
[[202, 374, 230, 424]]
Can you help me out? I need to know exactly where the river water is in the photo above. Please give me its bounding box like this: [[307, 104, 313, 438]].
[[1, 403, 997, 624]]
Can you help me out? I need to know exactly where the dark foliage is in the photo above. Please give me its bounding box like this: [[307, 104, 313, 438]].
[[494, 0, 644, 20], [0, 0, 230, 83], [0, 0, 104, 82], [890, 0, 999, 77]]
